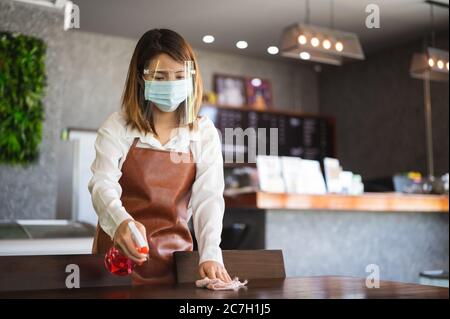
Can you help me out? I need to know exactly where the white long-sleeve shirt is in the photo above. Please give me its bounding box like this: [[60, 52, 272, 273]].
[[88, 111, 225, 266]]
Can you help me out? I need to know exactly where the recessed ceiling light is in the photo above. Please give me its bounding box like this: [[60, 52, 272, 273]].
[[267, 46, 279, 55], [299, 52, 311, 60], [202, 35, 215, 44], [251, 78, 262, 87], [236, 41, 248, 49]]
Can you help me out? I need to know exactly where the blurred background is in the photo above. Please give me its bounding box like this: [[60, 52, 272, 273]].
[[0, 0, 448, 286]]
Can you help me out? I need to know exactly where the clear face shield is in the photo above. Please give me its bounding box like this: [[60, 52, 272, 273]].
[[143, 60, 196, 126]]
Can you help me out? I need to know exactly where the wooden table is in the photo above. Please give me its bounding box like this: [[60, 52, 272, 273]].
[[0, 277, 447, 299]]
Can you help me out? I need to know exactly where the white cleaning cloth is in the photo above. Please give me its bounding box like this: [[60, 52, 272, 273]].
[[195, 277, 248, 291]]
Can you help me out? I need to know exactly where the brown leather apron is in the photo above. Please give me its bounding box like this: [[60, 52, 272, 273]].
[[92, 137, 196, 285]]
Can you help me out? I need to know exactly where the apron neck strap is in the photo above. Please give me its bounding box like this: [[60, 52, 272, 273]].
[[132, 137, 139, 148]]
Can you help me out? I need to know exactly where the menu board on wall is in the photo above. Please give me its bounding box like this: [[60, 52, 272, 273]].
[[199, 105, 336, 162]]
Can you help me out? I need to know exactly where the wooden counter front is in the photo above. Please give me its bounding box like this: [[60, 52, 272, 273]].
[[224, 191, 449, 213]]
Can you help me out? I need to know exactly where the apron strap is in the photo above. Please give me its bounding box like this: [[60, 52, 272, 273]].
[[188, 139, 194, 160], [131, 137, 139, 149]]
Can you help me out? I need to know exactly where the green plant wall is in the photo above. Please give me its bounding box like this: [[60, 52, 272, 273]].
[[0, 31, 47, 165]]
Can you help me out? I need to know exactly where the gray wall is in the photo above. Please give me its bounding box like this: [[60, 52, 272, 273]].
[[266, 211, 449, 284], [0, 0, 67, 220], [320, 34, 449, 180]]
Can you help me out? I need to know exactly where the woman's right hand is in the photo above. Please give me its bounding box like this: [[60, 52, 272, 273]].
[[113, 219, 148, 265]]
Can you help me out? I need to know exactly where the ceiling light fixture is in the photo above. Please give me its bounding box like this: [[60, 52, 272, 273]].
[[335, 41, 344, 52], [202, 35, 215, 44], [411, 47, 449, 81], [299, 52, 311, 60], [298, 35, 307, 45], [410, 4, 449, 82], [280, 0, 364, 65], [310, 37, 320, 47], [236, 41, 248, 49], [322, 39, 332, 50], [267, 46, 279, 55], [409, 2, 449, 179], [251, 78, 262, 87]]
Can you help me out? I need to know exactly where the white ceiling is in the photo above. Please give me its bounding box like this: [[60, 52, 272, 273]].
[[74, 0, 449, 59]]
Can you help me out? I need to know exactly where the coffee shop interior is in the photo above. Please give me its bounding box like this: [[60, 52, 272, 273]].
[[0, 0, 449, 292]]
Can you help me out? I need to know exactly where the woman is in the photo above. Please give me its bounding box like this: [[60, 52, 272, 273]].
[[88, 29, 231, 285]]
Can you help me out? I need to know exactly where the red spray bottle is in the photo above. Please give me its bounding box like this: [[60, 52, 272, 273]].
[[104, 221, 149, 276]]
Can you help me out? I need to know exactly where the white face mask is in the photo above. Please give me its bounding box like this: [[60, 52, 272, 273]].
[[144, 78, 193, 112]]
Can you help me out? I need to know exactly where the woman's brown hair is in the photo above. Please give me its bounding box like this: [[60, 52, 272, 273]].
[[121, 29, 203, 136]]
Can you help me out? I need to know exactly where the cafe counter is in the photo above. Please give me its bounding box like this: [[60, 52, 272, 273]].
[[222, 191, 449, 284]]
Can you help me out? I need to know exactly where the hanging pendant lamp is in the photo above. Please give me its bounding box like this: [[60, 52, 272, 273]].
[[280, 0, 365, 65]]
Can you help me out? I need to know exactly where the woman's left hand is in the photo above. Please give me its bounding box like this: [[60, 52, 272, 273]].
[[199, 261, 232, 283]]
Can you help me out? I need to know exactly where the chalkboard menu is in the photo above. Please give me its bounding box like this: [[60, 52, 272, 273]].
[[199, 105, 336, 162]]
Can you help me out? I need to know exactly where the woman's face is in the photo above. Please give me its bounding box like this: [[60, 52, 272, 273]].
[[145, 53, 186, 81]]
